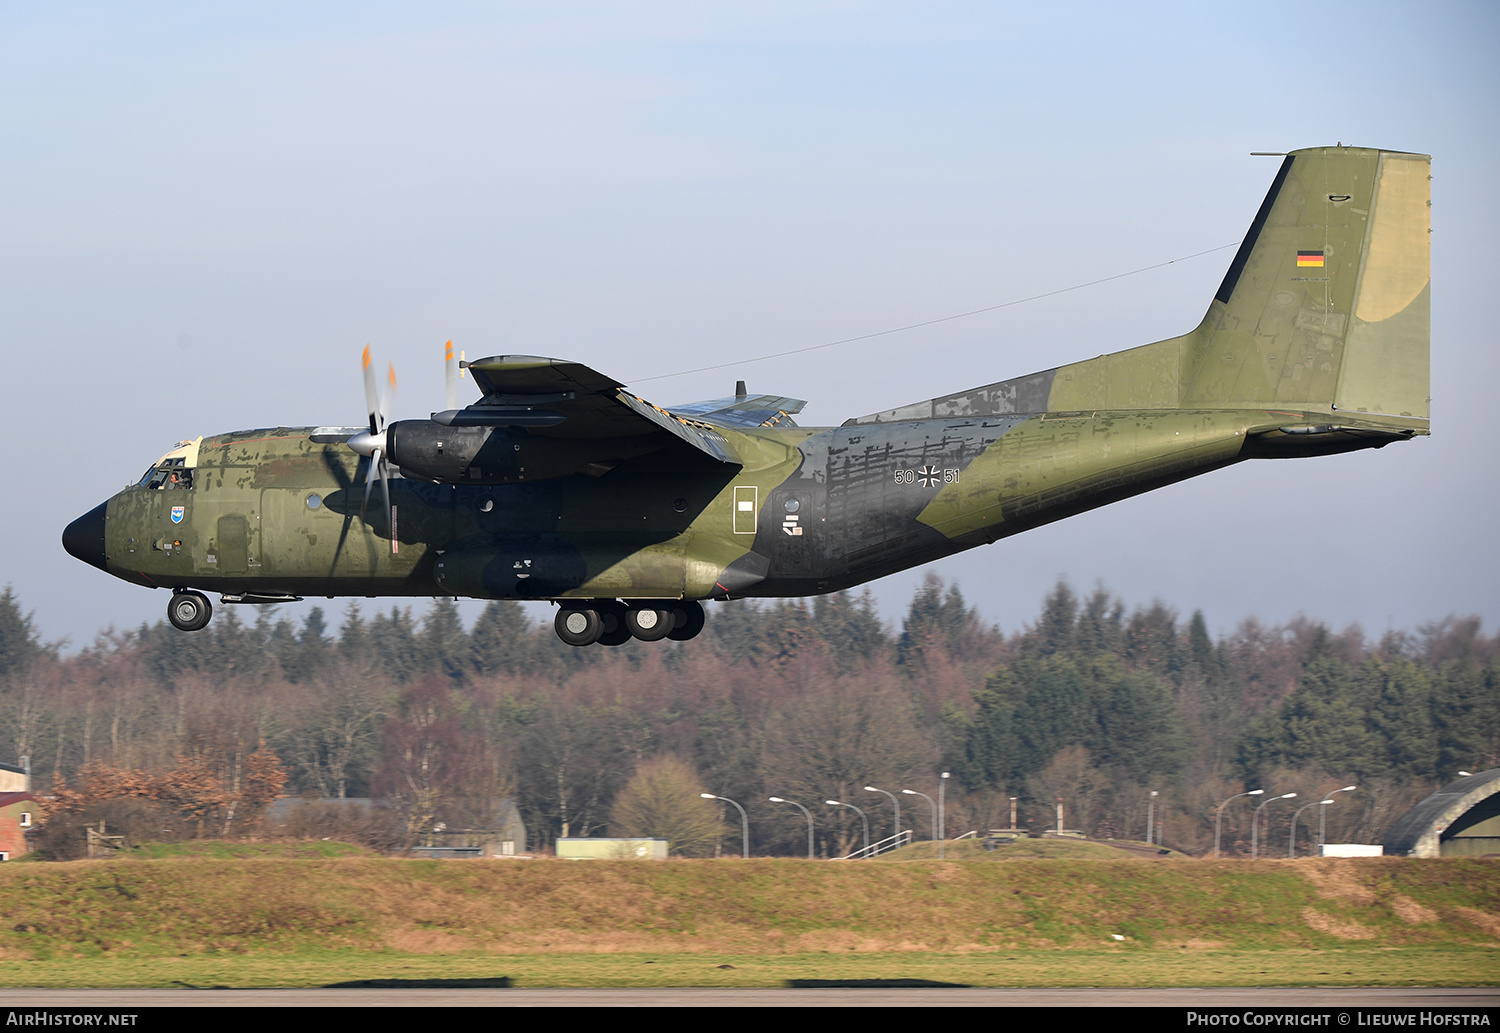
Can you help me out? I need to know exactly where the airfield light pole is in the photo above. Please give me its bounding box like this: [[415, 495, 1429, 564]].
[[902, 789, 938, 851], [1251, 793, 1296, 860], [1214, 790, 1264, 858], [702, 794, 749, 859], [864, 786, 901, 846], [1289, 800, 1334, 858], [826, 800, 870, 857], [1147, 790, 1158, 846], [769, 797, 814, 859], [1319, 786, 1357, 853], [938, 772, 950, 859]]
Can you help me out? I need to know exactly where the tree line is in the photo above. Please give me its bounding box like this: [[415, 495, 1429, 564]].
[[0, 579, 1494, 858]]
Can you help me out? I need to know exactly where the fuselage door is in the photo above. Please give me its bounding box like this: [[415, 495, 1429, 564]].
[[732, 485, 758, 534]]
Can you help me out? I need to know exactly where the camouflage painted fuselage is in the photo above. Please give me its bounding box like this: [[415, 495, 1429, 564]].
[[69, 145, 1431, 613]]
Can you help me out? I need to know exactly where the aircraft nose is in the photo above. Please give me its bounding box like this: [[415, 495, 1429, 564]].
[[62, 501, 109, 572]]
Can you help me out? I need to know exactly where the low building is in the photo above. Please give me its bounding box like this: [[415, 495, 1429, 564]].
[[556, 838, 668, 860], [267, 796, 527, 857], [0, 792, 39, 860], [0, 761, 29, 794]]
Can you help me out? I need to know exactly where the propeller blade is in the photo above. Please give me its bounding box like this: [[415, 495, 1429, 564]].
[[381, 361, 396, 431], [378, 451, 392, 537], [353, 347, 397, 535], [444, 339, 458, 412], [362, 344, 381, 434], [360, 447, 380, 519]]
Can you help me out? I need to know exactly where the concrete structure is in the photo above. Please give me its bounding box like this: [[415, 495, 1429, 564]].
[[1383, 769, 1500, 858], [1321, 844, 1383, 857], [556, 838, 668, 860]]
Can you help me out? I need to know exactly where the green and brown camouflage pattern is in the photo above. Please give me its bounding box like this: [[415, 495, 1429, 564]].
[[64, 145, 1430, 624]]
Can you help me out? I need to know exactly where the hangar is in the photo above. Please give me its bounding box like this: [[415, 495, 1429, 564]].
[[1383, 769, 1500, 858]]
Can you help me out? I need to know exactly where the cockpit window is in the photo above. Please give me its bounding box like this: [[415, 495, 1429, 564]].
[[138, 438, 202, 490], [139, 460, 193, 490]]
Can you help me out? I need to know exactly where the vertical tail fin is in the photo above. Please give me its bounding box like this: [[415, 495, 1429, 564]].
[[1046, 146, 1431, 426], [853, 146, 1430, 431], [1184, 146, 1430, 424]]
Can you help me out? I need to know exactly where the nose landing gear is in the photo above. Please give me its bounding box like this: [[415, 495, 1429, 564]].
[[167, 589, 213, 632]]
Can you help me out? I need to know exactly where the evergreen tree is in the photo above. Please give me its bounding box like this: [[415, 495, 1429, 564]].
[[811, 590, 889, 670], [1008, 655, 1093, 776], [280, 606, 332, 684], [1074, 585, 1124, 657], [1433, 657, 1500, 774], [0, 586, 42, 678], [337, 602, 368, 664], [469, 600, 541, 677], [1247, 651, 1376, 779], [1087, 656, 1191, 780], [1032, 581, 1077, 657], [1125, 601, 1181, 677], [422, 598, 468, 681], [898, 574, 989, 666], [1186, 610, 1216, 673], [1365, 654, 1437, 778], [368, 606, 423, 683]]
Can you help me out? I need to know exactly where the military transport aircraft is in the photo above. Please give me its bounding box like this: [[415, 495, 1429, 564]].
[[63, 145, 1430, 647]]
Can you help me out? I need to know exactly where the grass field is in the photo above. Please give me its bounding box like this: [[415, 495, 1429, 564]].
[[2, 946, 1495, 990], [0, 845, 1495, 989]]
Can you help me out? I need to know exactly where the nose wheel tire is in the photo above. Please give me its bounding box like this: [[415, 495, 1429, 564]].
[[167, 590, 213, 632]]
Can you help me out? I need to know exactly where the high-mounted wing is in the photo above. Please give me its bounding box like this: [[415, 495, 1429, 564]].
[[427, 355, 803, 469], [665, 392, 805, 430]]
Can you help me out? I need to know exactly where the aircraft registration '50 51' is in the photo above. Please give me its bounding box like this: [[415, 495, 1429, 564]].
[[64, 146, 1430, 646]]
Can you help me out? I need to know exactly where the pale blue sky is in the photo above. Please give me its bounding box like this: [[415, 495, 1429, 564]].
[[5, 2, 1496, 645]]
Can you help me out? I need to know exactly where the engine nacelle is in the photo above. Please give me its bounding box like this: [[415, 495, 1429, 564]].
[[386, 422, 658, 484], [386, 422, 516, 483]]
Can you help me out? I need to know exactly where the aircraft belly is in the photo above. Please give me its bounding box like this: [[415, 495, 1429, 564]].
[[432, 534, 688, 599]]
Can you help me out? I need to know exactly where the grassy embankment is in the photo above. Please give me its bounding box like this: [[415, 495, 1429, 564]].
[[0, 842, 1495, 989]]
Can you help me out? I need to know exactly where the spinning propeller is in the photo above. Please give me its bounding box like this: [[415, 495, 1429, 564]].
[[347, 344, 397, 524], [345, 341, 463, 526]]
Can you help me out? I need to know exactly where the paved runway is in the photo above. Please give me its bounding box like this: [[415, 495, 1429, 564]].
[[3, 987, 1497, 1007]]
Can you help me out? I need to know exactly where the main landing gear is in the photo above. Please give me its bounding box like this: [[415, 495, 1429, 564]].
[[554, 600, 705, 647], [167, 589, 213, 632]]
